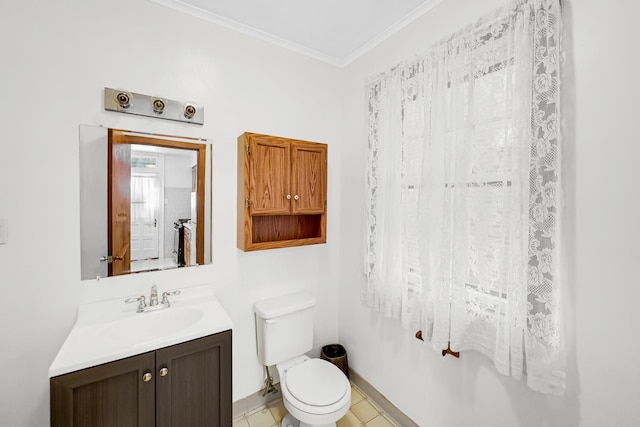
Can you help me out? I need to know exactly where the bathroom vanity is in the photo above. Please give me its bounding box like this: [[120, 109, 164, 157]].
[[49, 285, 232, 426]]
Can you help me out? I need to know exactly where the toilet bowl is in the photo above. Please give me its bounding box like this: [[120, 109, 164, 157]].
[[253, 292, 352, 427], [277, 356, 351, 427]]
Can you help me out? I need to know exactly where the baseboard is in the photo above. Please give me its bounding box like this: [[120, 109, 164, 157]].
[[232, 386, 282, 420], [349, 368, 419, 427]]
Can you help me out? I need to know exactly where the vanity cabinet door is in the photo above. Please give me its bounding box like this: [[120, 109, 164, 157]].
[[155, 331, 232, 427], [50, 351, 155, 427]]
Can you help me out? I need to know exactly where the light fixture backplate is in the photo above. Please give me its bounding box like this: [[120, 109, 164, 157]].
[[104, 87, 204, 125]]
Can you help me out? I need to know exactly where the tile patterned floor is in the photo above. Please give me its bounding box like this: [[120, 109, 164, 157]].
[[232, 383, 398, 427]]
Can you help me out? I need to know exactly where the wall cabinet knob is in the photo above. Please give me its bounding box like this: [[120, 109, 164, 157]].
[[294, 195, 299, 200], [142, 372, 153, 382], [286, 194, 291, 200], [159, 367, 169, 377]]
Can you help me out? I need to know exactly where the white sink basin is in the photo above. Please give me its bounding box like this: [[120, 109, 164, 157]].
[[49, 285, 234, 377], [101, 307, 204, 347]]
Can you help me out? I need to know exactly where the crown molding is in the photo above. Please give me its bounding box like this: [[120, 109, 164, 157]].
[[342, 0, 445, 66], [149, 0, 445, 68], [149, 0, 345, 66]]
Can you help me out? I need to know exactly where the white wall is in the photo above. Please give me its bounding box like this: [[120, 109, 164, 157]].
[[339, 0, 640, 426], [163, 152, 196, 188], [2, 0, 639, 426], [0, 1, 342, 425]]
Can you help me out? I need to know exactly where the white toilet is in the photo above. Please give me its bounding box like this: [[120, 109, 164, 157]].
[[254, 292, 351, 427]]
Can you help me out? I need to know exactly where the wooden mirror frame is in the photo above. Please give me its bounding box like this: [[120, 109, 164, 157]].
[[107, 129, 207, 276]]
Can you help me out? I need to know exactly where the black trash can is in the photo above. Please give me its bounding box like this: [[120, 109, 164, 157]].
[[320, 344, 349, 379]]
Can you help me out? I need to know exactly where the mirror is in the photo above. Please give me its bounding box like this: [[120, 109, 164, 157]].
[[79, 125, 212, 280]]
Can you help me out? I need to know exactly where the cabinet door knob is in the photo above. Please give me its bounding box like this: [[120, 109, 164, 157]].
[[294, 195, 299, 200], [286, 194, 292, 200], [142, 372, 153, 382], [159, 367, 169, 377]]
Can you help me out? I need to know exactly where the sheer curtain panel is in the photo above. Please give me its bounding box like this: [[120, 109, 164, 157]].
[[363, 0, 564, 394]]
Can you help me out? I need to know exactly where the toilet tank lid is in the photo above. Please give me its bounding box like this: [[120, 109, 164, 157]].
[[253, 292, 316, 319]]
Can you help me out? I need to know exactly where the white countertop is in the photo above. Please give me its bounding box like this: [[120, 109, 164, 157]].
[[49, 284, 233, 377]]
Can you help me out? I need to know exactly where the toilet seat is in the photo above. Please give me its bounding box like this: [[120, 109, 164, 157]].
[[279, 358, 350, 416], [286, 359, 348, 406]]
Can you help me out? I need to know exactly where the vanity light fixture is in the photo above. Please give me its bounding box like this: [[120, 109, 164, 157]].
[[104, 87, 204, 125], [183, 102, 198, 120], [152, 97, 166, 115], [114, 90, 132, 109]]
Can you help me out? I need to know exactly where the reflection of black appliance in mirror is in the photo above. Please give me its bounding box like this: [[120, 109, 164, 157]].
[[173, 218, 190, 266]]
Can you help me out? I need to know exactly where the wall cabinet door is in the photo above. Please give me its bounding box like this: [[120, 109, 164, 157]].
[[50, 331, 232, 427], [248, 135, 291, 216], [290, 141, 327, 215]]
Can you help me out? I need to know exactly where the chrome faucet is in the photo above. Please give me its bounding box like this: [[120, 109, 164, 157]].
[[150, 285, 159, 306], [125, 285, 181, 313]]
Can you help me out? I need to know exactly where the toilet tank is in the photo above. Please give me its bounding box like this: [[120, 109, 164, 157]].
[[254, 292, 316, 366]]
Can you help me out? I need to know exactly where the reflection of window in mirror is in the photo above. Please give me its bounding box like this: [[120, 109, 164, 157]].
[[79, 125, 212, 280]]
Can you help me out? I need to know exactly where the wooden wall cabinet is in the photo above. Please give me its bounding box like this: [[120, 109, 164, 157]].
[[50, 331, 232, 427], [237, 132, 327, 251]]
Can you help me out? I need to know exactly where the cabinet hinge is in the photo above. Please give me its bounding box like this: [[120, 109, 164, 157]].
[[245, 198, 251, 209], [245, 143, 251, 155]]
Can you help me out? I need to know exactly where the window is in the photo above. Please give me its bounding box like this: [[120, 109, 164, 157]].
[[363, 0, 564, 394]]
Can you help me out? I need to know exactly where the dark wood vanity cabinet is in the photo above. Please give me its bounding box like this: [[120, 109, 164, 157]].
[[50, 331, 232, 427]]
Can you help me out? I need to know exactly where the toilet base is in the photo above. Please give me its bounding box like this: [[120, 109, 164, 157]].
[[280, 413, 336, 427], [280, 414, 298, 427]]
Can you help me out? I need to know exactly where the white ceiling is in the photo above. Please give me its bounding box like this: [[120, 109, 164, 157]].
[[150, 0, 445, 67]]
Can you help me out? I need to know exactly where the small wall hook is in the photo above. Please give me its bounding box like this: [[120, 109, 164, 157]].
[[442, 341, 460, 358]]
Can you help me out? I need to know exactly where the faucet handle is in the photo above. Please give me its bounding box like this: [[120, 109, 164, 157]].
[[125, 295, 146, 304], [125, 295, 147, 312], [161, 290, 181, 305]]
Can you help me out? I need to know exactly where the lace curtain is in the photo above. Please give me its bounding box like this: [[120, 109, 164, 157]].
[[363, 0, 564, 394]]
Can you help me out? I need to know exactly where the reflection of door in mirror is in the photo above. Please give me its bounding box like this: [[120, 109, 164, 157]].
[[108, 129, 131, 276], [130, 160, 160, 262], [93, 129, 207, 277]]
